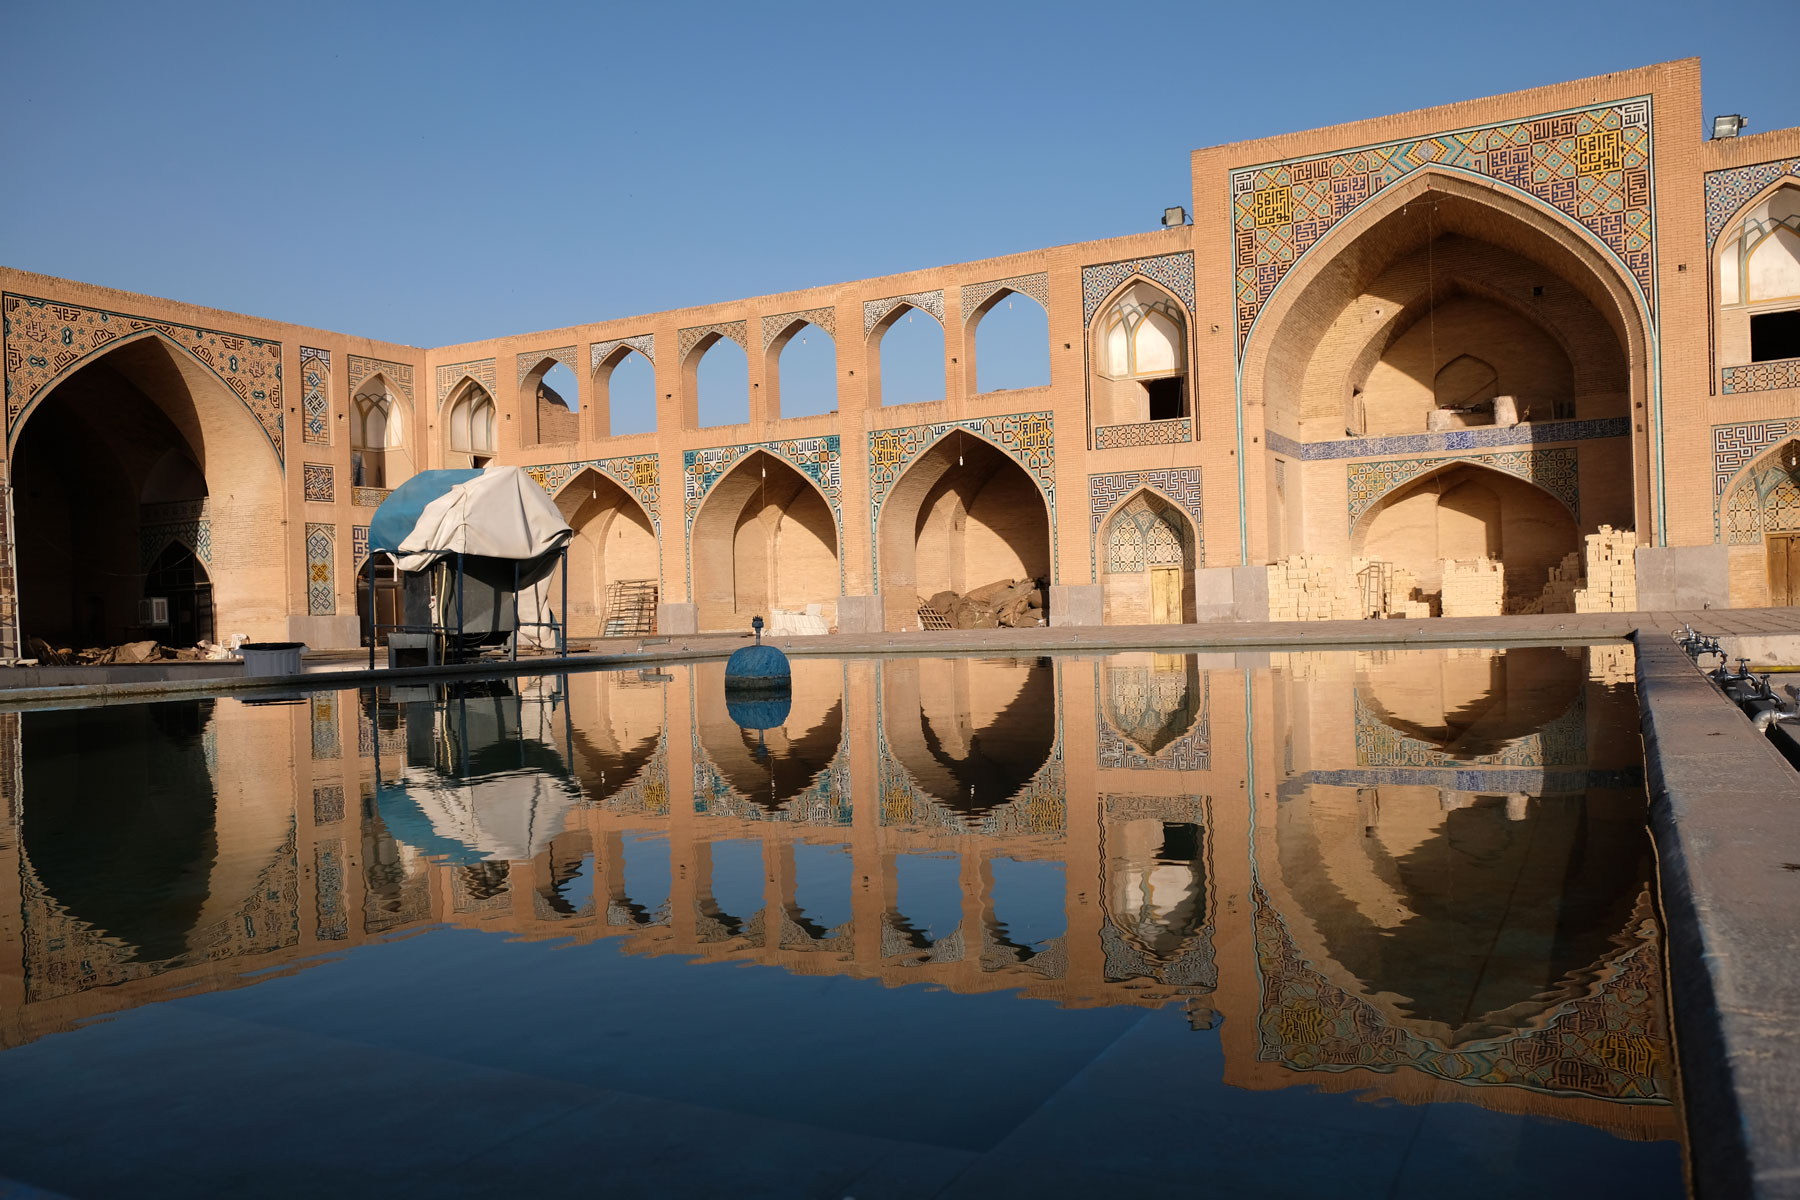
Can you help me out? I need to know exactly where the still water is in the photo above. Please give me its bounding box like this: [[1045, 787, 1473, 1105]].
[[0, 647, 1681, 1198]]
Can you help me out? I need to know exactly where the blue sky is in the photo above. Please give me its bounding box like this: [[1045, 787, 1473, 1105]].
[[2, 0, 1795, 362]]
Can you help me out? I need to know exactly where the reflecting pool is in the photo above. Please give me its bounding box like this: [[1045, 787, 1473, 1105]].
[[0, 645, 1682, 1198]]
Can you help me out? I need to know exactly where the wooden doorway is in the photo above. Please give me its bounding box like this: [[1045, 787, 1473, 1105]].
[[1151, 567, 1183, 625], [1769, 534, 1800, 606]]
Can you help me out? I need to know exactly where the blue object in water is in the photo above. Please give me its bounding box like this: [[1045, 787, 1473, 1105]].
[[724, 643, 791, 694], [726, 693, 792, 731]]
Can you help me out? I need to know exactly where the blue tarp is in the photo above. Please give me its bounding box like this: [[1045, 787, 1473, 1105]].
[[367, 469, 483, 555]]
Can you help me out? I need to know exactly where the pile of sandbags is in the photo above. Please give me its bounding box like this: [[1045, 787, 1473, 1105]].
[[920, 578, 1047, 629]]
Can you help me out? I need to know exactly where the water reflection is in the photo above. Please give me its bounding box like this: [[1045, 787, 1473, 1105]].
[[0, 643, 1675, 1158]]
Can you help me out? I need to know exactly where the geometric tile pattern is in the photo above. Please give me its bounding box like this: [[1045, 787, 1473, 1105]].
[[305, 522, 335, 616], [1355, 688, 1585, 768], [1712, 419, 1800, 542], [961, 273, 1049, 320], [312, 783, 345, 825], [867, 411, 1057, 593], [524, 453, 662, 531], [863, 291, 945, 336], [1096, 670, 1210, 771], [693, 734, 851, 827], [352, 487, 390, 508], [1252, 884, 1672, 1104], [1081, 252, 1196, 324], [436, 358, 496, 406], [1089, 467, 1203, 581], [300, 346, 330, 446], [1722, 358, 1800, 395], [761, 308, 837, 351], [1230, 98, 1654, 351], [1705, 157, 1800, 247], [2, 293, 284, 460], [1722, 455, 1800, 546], [1103, 492, 1193, 573], [352, 524, 370, 569], [1094, 417, 1191, 449], [310, 692, 340, 760], [1347, 447, 1578, 530], [345, 355, 412, 402], [677, 321, 748, 363], [516, 345, 577, 385], [590, 334, 655, 370], [1266, 416, 1628, 461], [139, 498, 212, 569], [303, 462, 334, 503], [314, 839, 348, 941]]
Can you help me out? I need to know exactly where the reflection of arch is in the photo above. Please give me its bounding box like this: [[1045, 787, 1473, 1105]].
[[1098, 488, 1196, 624], [689, 450, 840, 631], [552, 467, 660, 637], [879, 658, 1056, 820], [1099, 656, 1206, 758], [1242, 169, 1653, 548], [1099, 795, 1214, 986], [13, 335, 288, 642], [873, 428, 1051, 625], [1357, 646, 1584, 760], [566, 671, 665, 808], [1352, 459, 1581, 608]]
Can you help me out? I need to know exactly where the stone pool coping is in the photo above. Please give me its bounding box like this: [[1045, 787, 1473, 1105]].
[[1636, 635, 1800, 1200]]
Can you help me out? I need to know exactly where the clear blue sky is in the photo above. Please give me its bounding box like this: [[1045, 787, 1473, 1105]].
[[3, 0, 1795, 356]]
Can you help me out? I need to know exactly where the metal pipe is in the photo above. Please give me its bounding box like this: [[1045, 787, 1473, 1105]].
[[560, 544, 569, 657], [512, 558, 519, 663], [456, 552, 465, 666]]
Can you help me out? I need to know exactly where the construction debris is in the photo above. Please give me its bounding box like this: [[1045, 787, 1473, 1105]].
[[918, 578, 1047, 629]]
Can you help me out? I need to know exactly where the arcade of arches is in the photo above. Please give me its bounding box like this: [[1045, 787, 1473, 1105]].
[[2, 63, 1792, 651]]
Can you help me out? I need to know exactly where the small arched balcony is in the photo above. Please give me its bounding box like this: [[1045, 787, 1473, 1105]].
[[1089, 281, 1191, 447], [351, 374, 412, 488], [443, 381, 497, 468], [1718, 184, 1800, 371]]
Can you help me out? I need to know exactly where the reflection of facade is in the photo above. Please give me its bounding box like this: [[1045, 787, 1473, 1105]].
[[0, 651, 1676, 1143], [9, 64, 1800, 655]]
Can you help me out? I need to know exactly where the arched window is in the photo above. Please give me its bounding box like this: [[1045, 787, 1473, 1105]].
[[1719, 187, 1800, 364], [446, 383, 497, 466], [1094, 283, 1189, 423]]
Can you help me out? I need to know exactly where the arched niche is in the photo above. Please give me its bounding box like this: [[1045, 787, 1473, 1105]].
[[685, 332, 749, 429], [690, 450, 839, 631], [1352, 461, 1579, 614], [1099, 489, 1198, 625], [1089, 279, 1190, 429], [350, 370, 414, 488], [874, 430, 1051, 630], [442, 379, 498, 467], [1244, 172, 1649, 544], [11, 334, 288, 644], [551, 467, 659, 638], [592, 344, 657, 438], [1717, 182, 1800, 367]]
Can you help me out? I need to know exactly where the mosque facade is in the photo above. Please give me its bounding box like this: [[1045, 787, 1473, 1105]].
[[3, 58, 1798, 651]]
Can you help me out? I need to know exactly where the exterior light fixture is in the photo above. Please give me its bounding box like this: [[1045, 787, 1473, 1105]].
[[1712, 114, 1748, 139], [1162, 206, 1188, 227]]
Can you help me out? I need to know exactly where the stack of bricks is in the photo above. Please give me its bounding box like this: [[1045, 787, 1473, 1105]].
[[1573, 526, 1638, 613], [1517, 551, 1583, 614], [1265, 555, 1359, 621], [1440, 558, 1505, 617], [1379, 564, 1433, 618]]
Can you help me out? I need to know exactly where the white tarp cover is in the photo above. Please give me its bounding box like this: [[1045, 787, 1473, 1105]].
[[396, 764, 582, 862], [395, 466, 573, 574]]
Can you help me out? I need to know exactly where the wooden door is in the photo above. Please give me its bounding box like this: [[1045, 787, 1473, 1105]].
[[1151, 567, 1182, 624], [1770, 534, 1800, 606]]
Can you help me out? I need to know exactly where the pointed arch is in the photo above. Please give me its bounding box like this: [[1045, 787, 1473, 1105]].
[[764, 317, 838, 420], [550, 466, 660, 637], [684, 330, 750, 428], [350, 369, 414, 488], [1098, 487, 1198, 624], [689, 449, 840, 632], [442, 377, 498, 467], [874, 428, 1050, 629], [1241, 168, 1653, 554], [964, 285, 1049, 396], [1087, 275, 1192, 432], [867, 302, 945, 408], [591, 343, 657, 437]]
